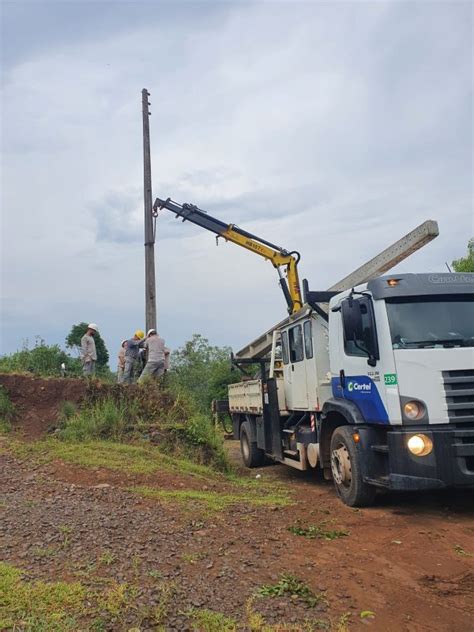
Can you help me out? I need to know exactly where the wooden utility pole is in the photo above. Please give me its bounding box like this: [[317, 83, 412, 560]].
[[142, 88, 157, 332]]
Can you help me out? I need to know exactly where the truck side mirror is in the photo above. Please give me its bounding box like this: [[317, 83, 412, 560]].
[[341, 299, 363, 342], [341, 296, 379, 367]]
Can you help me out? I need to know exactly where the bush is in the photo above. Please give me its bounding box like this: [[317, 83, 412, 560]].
[[168, 334, 240, 414], [167, 412, 230, 472], [0, 338, 81, 377]]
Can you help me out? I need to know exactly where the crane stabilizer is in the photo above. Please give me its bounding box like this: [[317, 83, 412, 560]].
[[235, 218, 439, 360], [153, 196, 303, 313]]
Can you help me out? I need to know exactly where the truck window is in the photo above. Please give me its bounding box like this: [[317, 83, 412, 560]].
[[343, 299, 375, 358], [289, 325, 304, 362], [303, 321, 313, 359], [281, 331, 289, 364]]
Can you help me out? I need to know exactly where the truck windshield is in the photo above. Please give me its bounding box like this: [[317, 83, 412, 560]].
[[386, 296, 474, 348]]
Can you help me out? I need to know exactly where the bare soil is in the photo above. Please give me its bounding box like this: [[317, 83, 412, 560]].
[[0, 373, 87, 437], [0, 375, 473, 631]]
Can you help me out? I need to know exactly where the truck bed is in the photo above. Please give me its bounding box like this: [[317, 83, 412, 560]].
[[228, 378, 287, 415]]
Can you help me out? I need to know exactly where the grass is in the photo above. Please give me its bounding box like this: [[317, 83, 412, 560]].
[[58, 397, 136, 442], [288, 521, 349, 541], [6, 437, 291, 505], [189, 599, 324, 632], [0, 560, 180, 631], [8, 437, 222, 478], [0, 561, 85, 631], [189, 608, 237, 631], [129, 486, 291, 512], [257, 574, 327, 608], [454, 544, 474, 557]]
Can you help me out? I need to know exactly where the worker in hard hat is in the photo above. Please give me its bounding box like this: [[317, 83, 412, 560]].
[[81, 323, 99, 376], [138, 329, 167, 383], [123, 330, 146, 384], [117, 340, 127, 383]]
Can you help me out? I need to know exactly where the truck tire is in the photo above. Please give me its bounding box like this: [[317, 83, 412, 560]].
[[330, 426, 376, 507], [240, 421, 264, 468]]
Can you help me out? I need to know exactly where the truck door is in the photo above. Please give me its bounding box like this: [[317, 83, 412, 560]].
[[282, 323, 308, 409], [303, 320, 318, 409], [336, 296, 389, 424]]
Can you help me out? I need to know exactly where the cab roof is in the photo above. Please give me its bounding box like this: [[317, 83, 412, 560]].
[[367, 273, 474, 299]]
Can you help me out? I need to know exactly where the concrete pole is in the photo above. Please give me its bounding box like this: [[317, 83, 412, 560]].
[[142, 88, 157, 332]]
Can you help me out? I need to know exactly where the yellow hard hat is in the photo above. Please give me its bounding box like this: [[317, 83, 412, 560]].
[[135, 329, 145, 339]]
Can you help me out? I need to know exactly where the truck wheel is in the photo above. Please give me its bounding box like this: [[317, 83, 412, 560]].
[[330, 426, 376, 507], [240, 421, 264, 468]]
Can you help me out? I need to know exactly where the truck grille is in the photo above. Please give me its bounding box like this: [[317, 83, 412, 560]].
[[443, 369, 474, 423]]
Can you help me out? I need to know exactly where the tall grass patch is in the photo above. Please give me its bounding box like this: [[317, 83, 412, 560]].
[[58, 397, 137, 442]]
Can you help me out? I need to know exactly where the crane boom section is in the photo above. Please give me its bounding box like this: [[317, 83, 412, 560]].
[[153, 197, 303, 313]]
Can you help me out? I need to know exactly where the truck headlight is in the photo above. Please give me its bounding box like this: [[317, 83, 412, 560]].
[[403, 400, 425, 420], [407, 434, 433, 457]]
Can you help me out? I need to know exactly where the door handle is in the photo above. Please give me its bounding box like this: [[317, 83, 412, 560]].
[[292, 365, 295, 372], [339, 369, 345, 389]]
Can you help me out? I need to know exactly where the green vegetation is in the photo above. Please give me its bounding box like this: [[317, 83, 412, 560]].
[[56, 380, 230, 471], [0, 337, 81, 377], [0, 332, 236, 472], [129, 486, 290, 512], [168, 334, 239, 413], [8, 438, 223, 478], [0, 561, 179, 631], [66, 322, 110, 371], [360, 610, 376, 620], [0, 386, 15, 433], [288, 521, 349, 540], [58, 396, 136, 442], [0, 561, 85, 631], [452, 239, 474, 273], [189, 608, 237, 632], [58, 400, 77, 422], [257, 574, 327, 608], [454, 544, 474, 557]]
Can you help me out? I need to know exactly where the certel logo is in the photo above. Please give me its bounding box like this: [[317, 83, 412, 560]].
[[348, 381, 372, 393]]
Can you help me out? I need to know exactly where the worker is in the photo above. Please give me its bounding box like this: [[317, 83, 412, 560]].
[[123, 330, 146, 384], [117, 340, 127, 383], [138, 329, 167, 382], [80, 323, 98, 376]]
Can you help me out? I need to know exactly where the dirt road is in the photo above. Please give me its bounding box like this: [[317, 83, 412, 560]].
[[1, 434, 473, 631]]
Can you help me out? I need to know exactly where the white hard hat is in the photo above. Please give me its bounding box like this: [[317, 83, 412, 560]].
[[147, 328, 156, 336], [88, 323, 99, 332]]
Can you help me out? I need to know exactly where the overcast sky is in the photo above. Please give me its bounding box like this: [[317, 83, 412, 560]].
[[1, 0, 472, 362]]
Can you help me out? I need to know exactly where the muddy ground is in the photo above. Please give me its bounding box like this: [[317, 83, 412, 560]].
[[0, 376, 473, 631]]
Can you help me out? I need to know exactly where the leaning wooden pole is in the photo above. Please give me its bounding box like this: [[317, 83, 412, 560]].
[[142, 88, 157, 332]]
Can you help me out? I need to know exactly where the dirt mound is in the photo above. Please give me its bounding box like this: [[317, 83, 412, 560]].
[[0, 374, 87, 438]]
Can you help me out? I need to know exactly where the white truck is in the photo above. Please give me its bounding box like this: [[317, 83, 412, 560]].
[[229, 273, 474, 506], [153, 196, 474, 506]]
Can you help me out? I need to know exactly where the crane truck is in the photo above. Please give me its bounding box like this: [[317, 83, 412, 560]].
[[154, 196, 474, 506]]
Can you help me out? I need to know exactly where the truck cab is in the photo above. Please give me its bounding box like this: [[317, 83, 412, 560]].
[[322, 272, 474, 504], [230, 272, 474, 506]]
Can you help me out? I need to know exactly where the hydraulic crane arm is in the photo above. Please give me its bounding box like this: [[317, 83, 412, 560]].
[[153, 196, 303, 313]]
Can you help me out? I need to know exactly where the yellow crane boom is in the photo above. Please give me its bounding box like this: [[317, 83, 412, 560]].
[[153, 197, 303, 314]]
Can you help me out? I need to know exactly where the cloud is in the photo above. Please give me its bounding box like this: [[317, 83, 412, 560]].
[[1, 0, 472, 359]]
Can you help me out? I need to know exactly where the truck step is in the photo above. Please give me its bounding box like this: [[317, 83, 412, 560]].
[[283, 449, 299, 457], [371, 444, 389, 454], [364, 476, 390, 488]]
